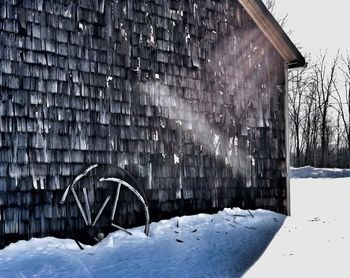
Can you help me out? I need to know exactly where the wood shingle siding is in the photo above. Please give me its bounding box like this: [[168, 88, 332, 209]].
[[0, 0, 303, 248]]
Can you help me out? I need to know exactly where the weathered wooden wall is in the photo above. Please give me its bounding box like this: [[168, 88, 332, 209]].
[[0, 0, 287, 247]]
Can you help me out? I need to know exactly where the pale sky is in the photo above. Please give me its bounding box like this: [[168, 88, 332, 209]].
[[275, 1, 350, 56]]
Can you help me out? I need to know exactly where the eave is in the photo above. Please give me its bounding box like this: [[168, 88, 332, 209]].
[[238, 0, 307, 69]]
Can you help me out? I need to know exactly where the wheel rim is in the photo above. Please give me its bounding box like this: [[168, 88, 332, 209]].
[[60, 165, 150, 248]]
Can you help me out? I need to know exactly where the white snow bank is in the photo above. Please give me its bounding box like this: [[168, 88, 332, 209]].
[[0, 208, 285, 278], [291, 165, 350, 178], [246, 177, 350, 277], [2, 169, 350, 277]]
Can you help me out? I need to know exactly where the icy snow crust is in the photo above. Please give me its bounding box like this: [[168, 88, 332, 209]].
[[0, 208, 284, 277], [291, 165, 350, 178], [1, 168, 350, 277]]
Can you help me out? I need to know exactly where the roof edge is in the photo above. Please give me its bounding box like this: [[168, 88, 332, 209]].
[[238, 0, 306, 69]]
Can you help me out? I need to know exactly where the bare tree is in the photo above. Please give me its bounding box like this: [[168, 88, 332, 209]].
[[263, 2, 347, 168], [287, 50, 350, 168], [311, 51, 339, 167], [288, 67, 309, 166], [263, 0, 276, 12], [332, 54, 350, 166], [300, 77, 321, 166], [263, 0, 288, 28]]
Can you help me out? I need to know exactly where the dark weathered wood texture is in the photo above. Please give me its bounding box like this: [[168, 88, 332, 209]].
[[0, 0, 287, 247]]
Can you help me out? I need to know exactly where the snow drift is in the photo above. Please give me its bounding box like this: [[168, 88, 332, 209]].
[[2, 168, 350, 277], [291, 166, 350, 178], [0, 208, 285, 278]]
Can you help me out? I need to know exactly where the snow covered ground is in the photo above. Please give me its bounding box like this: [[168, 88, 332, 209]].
[[0, 166, 349, 277], [0, 209, 285, 277], [291, 165, 350, 179], [246, 167, 350, 277]]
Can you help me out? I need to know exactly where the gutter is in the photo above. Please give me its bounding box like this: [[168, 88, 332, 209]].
[[286, 60, 308, 69]]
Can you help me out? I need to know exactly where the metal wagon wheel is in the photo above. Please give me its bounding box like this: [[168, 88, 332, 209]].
[[60, 164, 150, 249]]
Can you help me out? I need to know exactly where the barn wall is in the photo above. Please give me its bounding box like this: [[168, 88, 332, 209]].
[[0, 0, 287, 246]]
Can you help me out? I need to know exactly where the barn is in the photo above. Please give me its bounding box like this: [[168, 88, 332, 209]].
[[0, 0, 305, 247]]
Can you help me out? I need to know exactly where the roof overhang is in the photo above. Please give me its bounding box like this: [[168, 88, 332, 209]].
[[238, 0, 306, 69]]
